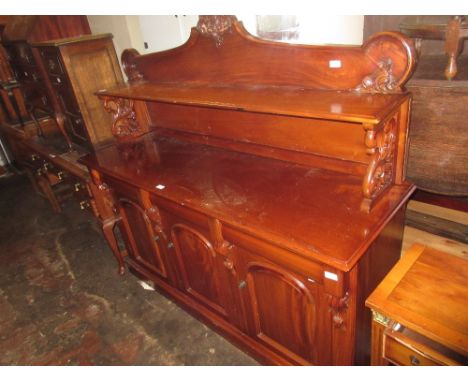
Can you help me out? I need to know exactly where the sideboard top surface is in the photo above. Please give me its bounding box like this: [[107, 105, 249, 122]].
[[81, 132, 414, 271]]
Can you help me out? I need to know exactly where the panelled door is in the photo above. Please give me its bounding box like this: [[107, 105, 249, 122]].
[[160, 208, 240, 324], [234, 245, 329, 365], [115, 194, 170, 281]]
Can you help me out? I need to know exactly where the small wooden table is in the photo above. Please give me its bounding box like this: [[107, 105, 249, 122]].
[[366, 243, 468, 365]]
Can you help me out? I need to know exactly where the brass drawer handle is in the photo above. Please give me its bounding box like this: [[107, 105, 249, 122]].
[[79, 200, 90, 210], [410, 355, 420, 366], [74, 182, 82, 192]]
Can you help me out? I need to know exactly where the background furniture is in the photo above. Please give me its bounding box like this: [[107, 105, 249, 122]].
[[366, 243, 467, 366], [82, 16, 417, 365], [33, 34, 124, 151], [400, 16, 468, 80], [364, 16, 468, 246], [0, 17, 123, 214]]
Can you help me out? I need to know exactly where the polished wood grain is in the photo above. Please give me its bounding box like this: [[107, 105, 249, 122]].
[[98, 83, 407, 125], [82, 16, 416, 365], [83, 133, 414, 272], [366, 243, 468, 364]]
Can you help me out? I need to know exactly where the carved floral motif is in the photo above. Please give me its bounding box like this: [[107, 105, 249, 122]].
[[327, 292, 350, 329], [356, 58, 398, 93], [101, 97, 142, 139], [362, 116, 398, 207], [196, 15, 237, 47]]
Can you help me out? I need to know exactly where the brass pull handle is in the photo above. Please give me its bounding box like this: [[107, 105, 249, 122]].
[[238, 280, 247, 289], [42, 163, 50, 171], [154, 235, 160, 242], [74, 182, 82, 192], [57, 171, 64, 180], [79, 200, 90, 210], [410, 355, 420, 366], [31, 154, 39, 161], [167, 242, 174, 249]]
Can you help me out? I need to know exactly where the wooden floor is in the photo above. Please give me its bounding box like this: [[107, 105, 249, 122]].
[[402, 200, 468, 260]]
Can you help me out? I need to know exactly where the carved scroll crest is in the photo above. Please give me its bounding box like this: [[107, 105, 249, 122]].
[[356, 58, 398, 93], [121, 49, 143, 82], [327, 292, 350, 329], [101, 96, 142, 139], [196, 15, 237, 47], [362, 116, 398, 211]]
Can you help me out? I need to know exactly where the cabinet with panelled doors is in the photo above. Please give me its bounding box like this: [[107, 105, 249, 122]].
[[81, 16, 417, 365]]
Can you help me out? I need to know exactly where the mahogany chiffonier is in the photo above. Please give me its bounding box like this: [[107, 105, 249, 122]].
[[366, 244, 467, 366], [80, 16, 417, 365]]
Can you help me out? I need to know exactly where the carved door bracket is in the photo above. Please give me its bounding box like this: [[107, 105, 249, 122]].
[[327, 292, 350, 329]]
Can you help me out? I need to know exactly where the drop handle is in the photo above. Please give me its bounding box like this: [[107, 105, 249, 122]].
[[167, 242, 174, 249], [238, 280, 247, 289], [409, 355, 420, 366]]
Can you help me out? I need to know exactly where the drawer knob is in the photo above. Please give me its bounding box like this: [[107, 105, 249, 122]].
[[238, 280, 247, 289], [167, 242, 174, 249], [410, 355, 420, 366]]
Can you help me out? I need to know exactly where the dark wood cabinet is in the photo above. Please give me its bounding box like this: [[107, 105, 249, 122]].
[[33, 34, 124, 151], [2, 41, 54, 123], [81, 16, 418, 365]]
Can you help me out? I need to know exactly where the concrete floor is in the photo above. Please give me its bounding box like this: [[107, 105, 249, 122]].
[[0, 174, 258, 366]]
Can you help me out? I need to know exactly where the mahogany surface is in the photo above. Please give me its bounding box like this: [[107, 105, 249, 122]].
[[81, 16, 417, 365], [84, 132, 414, 272]]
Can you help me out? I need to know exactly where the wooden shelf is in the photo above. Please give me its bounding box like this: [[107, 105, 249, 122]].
[[97, 82, 408, 125]]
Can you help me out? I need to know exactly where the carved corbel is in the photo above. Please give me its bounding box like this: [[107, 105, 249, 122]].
[[361, 116, 398, 212], [101, 96, 143, 139], [356, 58, 398, 93], [327, 292, 350, 329], [196, 15, 237, 47]]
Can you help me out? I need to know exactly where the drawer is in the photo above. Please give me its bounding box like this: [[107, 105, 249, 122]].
[[383, 329, 446, 366], [40, 50, 65, 76]]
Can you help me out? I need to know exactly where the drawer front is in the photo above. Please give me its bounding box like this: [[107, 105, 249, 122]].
[[40, 49, 65, 76], [383, 334, 442, 366]]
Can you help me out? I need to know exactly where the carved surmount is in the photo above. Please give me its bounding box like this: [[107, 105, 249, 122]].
[[356, 58, 398, 93], [196, 15, 237, 47], [362, 116, 398, 211], [101, 96, 142, 139], [327, 292, 350, 329]]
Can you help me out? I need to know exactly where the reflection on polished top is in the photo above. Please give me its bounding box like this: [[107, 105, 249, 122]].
[[81, 131, 414, 271]]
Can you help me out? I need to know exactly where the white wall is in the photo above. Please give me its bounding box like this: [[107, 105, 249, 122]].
[[87, 15, 364, 67], [87, 15, 145, 65], [138, 15, 364, 54]]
